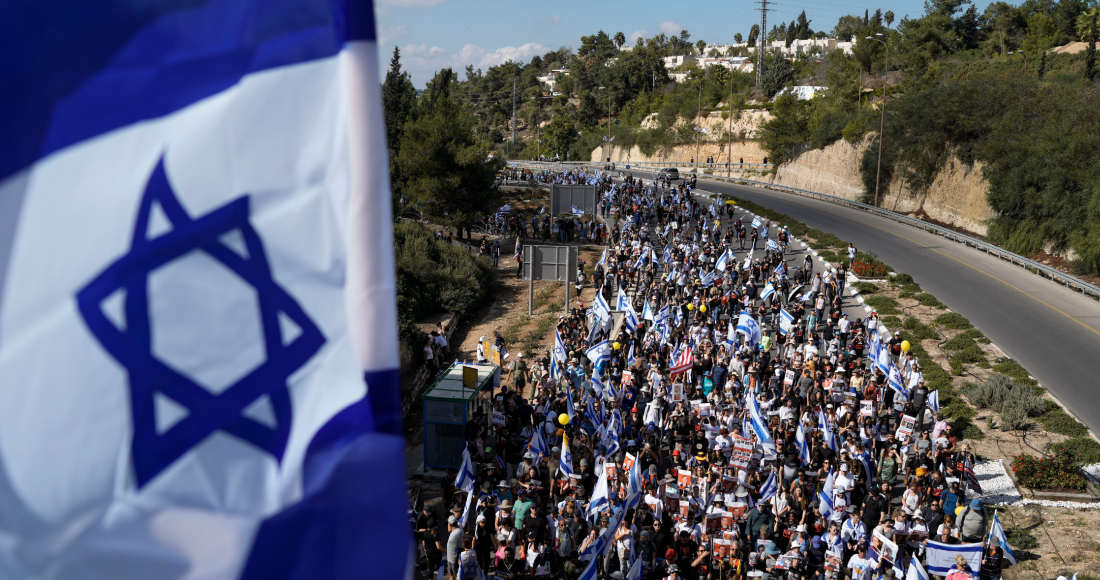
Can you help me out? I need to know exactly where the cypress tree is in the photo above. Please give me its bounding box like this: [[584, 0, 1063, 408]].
[[1086, 18, 1097, 82]]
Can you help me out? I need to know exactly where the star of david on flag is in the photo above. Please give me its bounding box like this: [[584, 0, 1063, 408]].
[[0, 0, 411, 577]]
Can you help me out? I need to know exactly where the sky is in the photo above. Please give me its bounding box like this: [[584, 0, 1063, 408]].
[[375, 0, 997, 87]]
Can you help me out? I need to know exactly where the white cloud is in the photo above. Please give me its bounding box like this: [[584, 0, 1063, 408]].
[[398, 42, 550, 86], [628, 30, 647, 45], [378, 0, 449, 7], [657, 21, 685, 36], [379, 24, 409, 46], [477, 42, 551, 69], [541, 15, 561, 24]]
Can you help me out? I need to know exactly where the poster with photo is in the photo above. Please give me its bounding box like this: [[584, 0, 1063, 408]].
[[678, 469, 693, 489], [784, 369, 795, 386], [622, 453, 636, 474], [492, 411, 506, 426], [727, 501, 747, 521], [720, 510, 735, 529], [843, 392, 857, 408], [722, 474, 738, 492], [860, 400, 874, 417], [872, 530, 899, 562], [714, 538, 732, 558], [732, 437, 754, 468], [706, 512, 722, 532], [605, 463, 618, 480], [671, 382, 685, 402], [678, 501, 690, 521], [898, 414, 917, 438], [665, 489, 680, 518], [621, 369, 634, 386]]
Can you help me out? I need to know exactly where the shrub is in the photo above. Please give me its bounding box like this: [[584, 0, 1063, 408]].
[[852, 281, 879, 294], [809, 241, 828, 250], [951, 345, 987, 365], [959, 328, 988, 342], [935, 312, 973, 329], [863, 295, 901, 314], [961, 374, 1045, 422], [1048, 437, 1100, 465], [1011, 453, 1088, 491], [914, 293, 946, 308], [942, 335, 977, 351], [880, 315, 902, 328], [853, 259, 890, 278], [903, 318, 938, 339], [1037, 405, 1090, 437], [817, 250, 840, 263], [892, 272, 915, 285], [1005, 525, 1039, 550]]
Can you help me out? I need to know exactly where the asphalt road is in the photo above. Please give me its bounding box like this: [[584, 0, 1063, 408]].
[[618, 169, 1100, 437]]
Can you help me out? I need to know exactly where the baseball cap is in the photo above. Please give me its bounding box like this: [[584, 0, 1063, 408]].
[[447, 515, 457, 525]]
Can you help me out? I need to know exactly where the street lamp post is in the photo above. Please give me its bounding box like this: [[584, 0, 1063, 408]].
[[867, 34, 889, 207]]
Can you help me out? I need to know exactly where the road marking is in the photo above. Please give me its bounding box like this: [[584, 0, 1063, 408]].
[[720, 183, 1100, 339]]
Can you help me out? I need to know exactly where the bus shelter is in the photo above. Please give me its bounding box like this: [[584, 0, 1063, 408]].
[[422, 363, 499, 470]]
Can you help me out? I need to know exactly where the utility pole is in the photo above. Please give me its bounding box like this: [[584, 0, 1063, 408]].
[[727, 74, 734, 177], [511, 77, 517, 147], [756, 0, 769, 87], [868, 34, 889, 207], [695, 82, 702, 169]]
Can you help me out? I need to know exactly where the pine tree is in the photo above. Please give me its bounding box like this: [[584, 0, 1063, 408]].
[[382, 46, 416, 157], [1038, 50, 1047, 78]]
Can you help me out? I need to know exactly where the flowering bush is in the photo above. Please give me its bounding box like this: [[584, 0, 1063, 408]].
[[852, 260, 889, 278], [1011, 453, 1088, 491]]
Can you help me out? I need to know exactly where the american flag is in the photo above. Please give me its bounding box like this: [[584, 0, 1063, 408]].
[[960, 455, 983, 493], [670, 343, 694, 376]]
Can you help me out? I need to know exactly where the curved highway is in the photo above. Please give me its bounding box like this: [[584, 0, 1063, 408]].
[[618, 168, 1100, 436]]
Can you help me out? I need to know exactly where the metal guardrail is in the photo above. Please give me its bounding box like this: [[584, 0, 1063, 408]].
[[497, 179, 548, 189], [501, 160, 1100, 300], [696, 173, 1100, 302]]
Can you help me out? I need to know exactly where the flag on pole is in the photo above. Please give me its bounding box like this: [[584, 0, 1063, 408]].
[[906, 556, 930, 580], [962, 454, 983, 494], [587, 470, 610, 518], [747, 392, 778, 456], [456, 447, 476, 492], [593, 290, 613, 322], [760, 282, 776, 302], [751, 216, 762, 229], [818, 469, 836, 520], [929, 390, 941, 415], [779, 308, 795, 336], [627, 343, 636, 366], [759, 469, 778, 502], [619, 289, 640, 332], [597, 248, 607, 268], [988, 511, 1017, 566], [796, 423, 812, 465], [818, 409, 839, 452], [560, 433, 575, 477], [766, 239, 779, 252], [736, 312, 763, 349], [670, 344, 694, 376], [715, 249, 729, 272], [0, 1, 411, 577], [572, 205, 585, 216]]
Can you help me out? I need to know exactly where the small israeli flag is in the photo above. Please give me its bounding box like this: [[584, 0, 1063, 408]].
[[779, 308, 795, 335], [760, 282, 776, 302], [572, 205, 585, 216], [758, 468, 779, 502], [715, 249, 729, 272], [560, 433, 575, 477], [766, 239, 779, 252], [928, 390, 941, 415], [455, 447, 476, 492], [752, 216, 762, 229]]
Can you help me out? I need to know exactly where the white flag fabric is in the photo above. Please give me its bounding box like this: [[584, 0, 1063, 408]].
[[925, 541, 982, 576], [989, 511, 1017, 566], [818, 469, 835, 520], [779, 308, 795, 336], [586, 469, 610, 518], [906, 556, 929, 580], [455, 447, 477, 492], [593, 290, 613, 322], [715, 249, 729, 272], [560, 433, 575, 477], [736, 312, 762, 349], [746, 392, 777, 456], [758, 468, 778, 502], [760, 283, 776, 302], [0, 1, 409, 577]]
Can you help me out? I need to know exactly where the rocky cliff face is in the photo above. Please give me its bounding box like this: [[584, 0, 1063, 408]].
[[768, 136, 995, 237]]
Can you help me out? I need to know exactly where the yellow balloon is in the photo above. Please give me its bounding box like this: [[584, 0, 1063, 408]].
[[687, 304, 694, 310], [955, 506, 964, 517], [700, 305, 707, 313], [901, 340, 911, 352], [613, 342, 621, 350], [559, 413, 570, 425]]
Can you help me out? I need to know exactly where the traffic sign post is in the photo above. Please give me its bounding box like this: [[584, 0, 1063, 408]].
[[522, 245, 578, 314]]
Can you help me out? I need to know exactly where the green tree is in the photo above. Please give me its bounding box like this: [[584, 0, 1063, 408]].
[[395, 71, 502, 237], [759, 92, 810, 166], [748, 24, 760, 47], [1087, 17, 1097, 81], [885, 10, 896, 27], [544, 115, 578, 157], [735, 32, 744, 44], [1077, 8, 1100, 40], [760, 57, 795, 97], [614, 31, 626, 49], [382, 46, 416, 157], [786, 20, 797, 48], [833, 15, 865, 41]]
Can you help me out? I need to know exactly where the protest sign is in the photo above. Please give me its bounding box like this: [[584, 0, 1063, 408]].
[[899, 414, 917, 438], [492, 411, 506, 426], [622, 453, 636, 474], [678, 469, 692, 489], [860, 400, 874, 417]]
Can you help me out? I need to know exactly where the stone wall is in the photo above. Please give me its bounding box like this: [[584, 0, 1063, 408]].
[[767, 136, 995, 237]]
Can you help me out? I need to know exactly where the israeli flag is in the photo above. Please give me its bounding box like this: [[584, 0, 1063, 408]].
[[597, 248, 607, 268], [654, 304, 671, 327], [766, 239, 779, 252], [587, 470, 610, 519], [751, 216, 762, 229], [587, 341, 611, 366], [928, 390, 941, 415], [736, 313, 763, 349], [497, 203, 512, 214], [586, 399, 602, 428], [709, 204, 717, 217], [758, 469, 779, 502], [529, 423, 550, 461], [818, 409, 838, 452], [554, 328, 569, 365], [760, 283, 776, 302], [626, 454, 643, 508], [775, 260, 787, 279], [625, 553, 643, 580], [779, 308, 795, 336], [0, 1, 412, 577], [590, 373, 605, 400], [746, 392, 777, 456], [727, 320, 737, 348], [642, 300, 654, 322], [571, 205, 585, 216], [540, 204, 546, 215], [796, 423, 812, 465], [619, 289, 640, 332], [456, 447, 476, 492], [877, 343, 892, 376], [818, 469, 836, 520], [715, 249, 729, 272], [560, 433, 575, 477], [989, 511, 1017, 566], [566, 386, 577, 422], [700, 270, 716, 288], [888, 363, 909, 397], [743, 255, 753, 271], [906, 557, 930, 580], [627, 343, 637, 366], [761, 225, 769, 239], [593, 291, 613, 321]]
